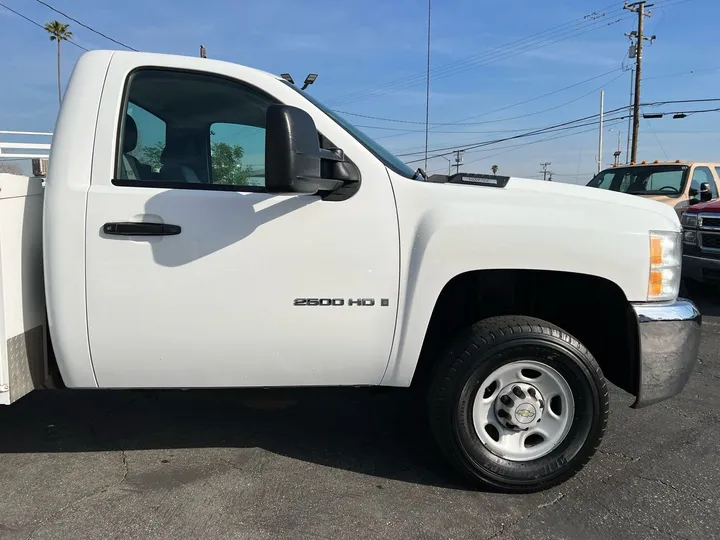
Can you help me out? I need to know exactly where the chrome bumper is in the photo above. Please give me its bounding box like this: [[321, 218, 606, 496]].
[[631, 299, 701, 408]]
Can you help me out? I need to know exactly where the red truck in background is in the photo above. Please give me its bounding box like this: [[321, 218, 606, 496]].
[[681, 199, 720, 289]]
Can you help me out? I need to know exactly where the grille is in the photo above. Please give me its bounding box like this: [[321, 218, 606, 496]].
[[700, 233, 720, 250], [701, 216, 720, 228]]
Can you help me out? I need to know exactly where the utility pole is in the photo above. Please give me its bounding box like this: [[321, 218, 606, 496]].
[[626, 67, 633, 163], [625, 1, 656, 163], [540, 162, 552, 181], [453, 149, 464, 174], [597, 90, 604, 173]]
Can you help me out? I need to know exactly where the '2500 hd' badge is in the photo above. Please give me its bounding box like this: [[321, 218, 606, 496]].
[[293, 298, 390, 307]]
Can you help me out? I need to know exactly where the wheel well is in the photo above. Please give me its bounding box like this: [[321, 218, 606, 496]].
[[412, 269, 639, 397]]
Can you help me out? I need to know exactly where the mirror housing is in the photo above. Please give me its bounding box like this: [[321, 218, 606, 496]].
[[700, 182, 712, 202], [265, 104, 359, 194]]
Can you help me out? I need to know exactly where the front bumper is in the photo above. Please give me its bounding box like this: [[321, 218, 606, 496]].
[[682, 254, 720, 283], [631, 299, 701, 408]]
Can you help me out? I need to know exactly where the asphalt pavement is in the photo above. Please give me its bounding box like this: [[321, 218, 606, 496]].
[[1, 295, 719, 540]]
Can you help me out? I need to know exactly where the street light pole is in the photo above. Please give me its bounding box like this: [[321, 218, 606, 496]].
[[609, 128, 623, 165]]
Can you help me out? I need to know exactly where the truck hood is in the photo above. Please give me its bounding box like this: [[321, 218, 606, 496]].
[[391, 171, 680, 305], [684, 198, 720, 213], [505, 176, 680, 228], [399, 173, 681, 234]]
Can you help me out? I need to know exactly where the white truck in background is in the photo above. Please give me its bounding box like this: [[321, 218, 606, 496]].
[[0, 50, 701, 493]]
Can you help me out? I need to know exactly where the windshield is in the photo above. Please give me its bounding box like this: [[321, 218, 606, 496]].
[[281, 80, 416, 179], [586, 165, 690, 197]]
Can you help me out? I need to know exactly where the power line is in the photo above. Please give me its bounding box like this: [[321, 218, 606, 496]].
[[33, 0, 138, 51], [459, 120, 626, 168], [376, 69, 629, 148], [330, 15, 632, 107], [400, 107, 633, 158], [402, 101, 671, 162], [392, 97, 720, 155], [327, 3, 630, 106], [0, 2, 88, 51], [335, 67, 626, 127], [406, 103, 719, 166], [328, 0, 685, 110], [645, 66, 720, 80]]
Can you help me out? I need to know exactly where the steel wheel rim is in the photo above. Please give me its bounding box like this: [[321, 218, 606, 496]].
[[472, 360, 576, 462]]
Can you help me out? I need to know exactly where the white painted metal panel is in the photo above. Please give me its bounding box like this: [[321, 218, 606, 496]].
[[0, 174, 47, 404]]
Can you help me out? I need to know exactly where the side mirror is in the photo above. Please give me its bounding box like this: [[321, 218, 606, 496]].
[[700, 182, 712, 202], [265, 104, 358, 194]]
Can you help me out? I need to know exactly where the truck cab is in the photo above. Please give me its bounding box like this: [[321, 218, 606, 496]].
[[0, 49, 702, 494], [586, 160, 720, 217]]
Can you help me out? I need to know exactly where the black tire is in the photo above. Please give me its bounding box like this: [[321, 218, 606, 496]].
[[427, 315, 609, 493]]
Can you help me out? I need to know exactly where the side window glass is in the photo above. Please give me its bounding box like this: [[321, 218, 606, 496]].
[[120, 104, 166, 180], [210, 123, 265, 186], [690, 166, 714, 197], [116, 69, 276, 189], [712, 167, 720, 198]]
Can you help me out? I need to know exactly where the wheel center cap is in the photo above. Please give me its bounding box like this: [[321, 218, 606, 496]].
[[494, 382, 544, 430], [514, 403, 537, 424]]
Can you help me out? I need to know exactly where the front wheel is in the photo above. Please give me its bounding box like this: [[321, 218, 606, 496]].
[[427, 315, 608, 493]]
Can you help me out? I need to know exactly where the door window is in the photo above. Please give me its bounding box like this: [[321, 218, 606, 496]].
[[115, 68, 277, 191], [210, 123, 265, 186], [690, 166, 718, 199], [123, 103, 166, 180]]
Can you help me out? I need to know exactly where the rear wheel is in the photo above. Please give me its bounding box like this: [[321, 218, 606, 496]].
[[427, 315, 608, 493]]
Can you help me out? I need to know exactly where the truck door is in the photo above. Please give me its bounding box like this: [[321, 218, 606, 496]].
[[84, 58, 400, 388]]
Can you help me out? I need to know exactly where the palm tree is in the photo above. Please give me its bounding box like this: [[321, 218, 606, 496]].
[[43, 21, 73, 105], [491, 164, 499, 175]]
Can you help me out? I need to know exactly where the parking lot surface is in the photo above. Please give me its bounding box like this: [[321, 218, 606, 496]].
[[1, 296, 719, 540]]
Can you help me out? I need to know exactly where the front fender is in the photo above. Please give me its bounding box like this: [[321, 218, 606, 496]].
[[380, 179, 667, 387]]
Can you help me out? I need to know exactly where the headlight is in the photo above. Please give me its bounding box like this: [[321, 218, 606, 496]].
[[683, 229, 698, 245], [648, 231, 682, 301], [681, 212, 698, 228]]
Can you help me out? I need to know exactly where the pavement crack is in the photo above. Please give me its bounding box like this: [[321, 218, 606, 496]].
[[537, 492, 565, 509], [120, 448, 129, 484], [636, 475, 710, 505], [481, 491, 568, 540], [598, 449, 641, 462], [594, 498, 692, 540], [482, 521, 505, 540]]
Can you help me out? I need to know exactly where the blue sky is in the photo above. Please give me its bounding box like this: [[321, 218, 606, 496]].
[[0, 0, 716, 183]]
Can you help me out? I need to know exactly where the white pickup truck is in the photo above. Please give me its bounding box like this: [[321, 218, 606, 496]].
[[0, 50, 701, 493]]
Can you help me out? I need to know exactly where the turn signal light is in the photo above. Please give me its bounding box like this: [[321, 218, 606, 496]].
[[648, 271, 663, 298], [650, 236, 663, 266]]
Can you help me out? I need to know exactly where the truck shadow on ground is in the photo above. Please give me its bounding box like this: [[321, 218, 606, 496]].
[[0, 387, 468, 490]]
